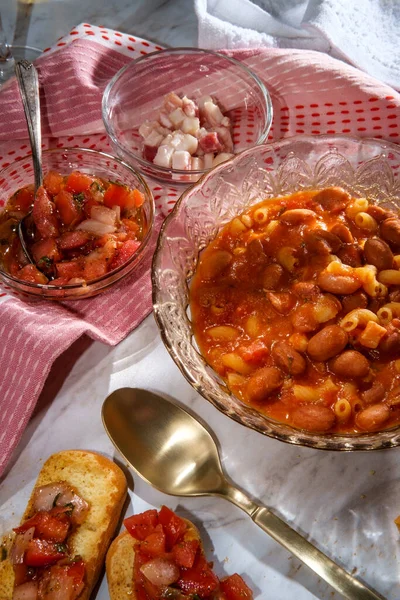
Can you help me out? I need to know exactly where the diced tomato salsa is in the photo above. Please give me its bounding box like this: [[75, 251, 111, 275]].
[[0, 170, 148, 286], [124, 506, 253, 599], [9, 483, 88, 600]]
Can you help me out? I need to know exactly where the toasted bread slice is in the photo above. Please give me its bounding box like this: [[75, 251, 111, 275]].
[[106, 518, 201, 600], [0, 450, 127, 600]]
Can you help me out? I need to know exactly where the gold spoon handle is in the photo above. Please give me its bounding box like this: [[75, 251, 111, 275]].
[[221, 484, 384, 600]]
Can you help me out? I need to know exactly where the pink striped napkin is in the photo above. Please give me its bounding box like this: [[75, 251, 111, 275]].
[[1, 23, 400, 478]]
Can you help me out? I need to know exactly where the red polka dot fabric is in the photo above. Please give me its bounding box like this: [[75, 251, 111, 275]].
[[0, 23, 399, 476]]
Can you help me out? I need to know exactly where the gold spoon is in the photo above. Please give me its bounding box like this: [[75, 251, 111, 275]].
[[102, 388, 384, 600]]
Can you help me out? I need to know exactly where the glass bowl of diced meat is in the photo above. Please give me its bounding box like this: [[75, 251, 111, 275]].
[[0, 147, 154, 299], [102, 48, 273, 184]]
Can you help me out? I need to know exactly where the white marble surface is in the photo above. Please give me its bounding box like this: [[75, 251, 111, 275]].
[[1, 2, 400, 600]]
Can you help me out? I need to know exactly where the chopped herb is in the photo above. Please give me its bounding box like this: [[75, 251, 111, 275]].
[[72, 554, 82, 563], [73, 192, 86, 207], [52, 492, 61, 507], [278, 206, 286, 217], [55, 543, 67, 553], [0, 546, 7, 561], [37, 256, 53, 269], [64, 502, 75, 516], [108, 179, 125, 187], [90, 181, 105, 193]]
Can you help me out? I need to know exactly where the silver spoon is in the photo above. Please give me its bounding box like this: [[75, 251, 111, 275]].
[[14, 59, 43, 266], [102, 388, 385, 600]]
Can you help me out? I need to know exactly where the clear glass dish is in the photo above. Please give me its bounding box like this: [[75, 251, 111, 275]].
[[0, 147, 154, 300], [102, 48, 273, 185], [152, 134, 400, 451]]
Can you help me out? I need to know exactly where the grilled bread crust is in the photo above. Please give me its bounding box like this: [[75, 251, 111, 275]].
[[0, 450, 127, 600], [106, 518, 201, 600]]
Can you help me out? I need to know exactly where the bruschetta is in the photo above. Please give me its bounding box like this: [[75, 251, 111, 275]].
[[106, 505, 253, 599], [0, 450, 127, 600]]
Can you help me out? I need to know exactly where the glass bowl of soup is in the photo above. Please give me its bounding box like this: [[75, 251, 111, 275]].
[[152, 134, 400, 451]]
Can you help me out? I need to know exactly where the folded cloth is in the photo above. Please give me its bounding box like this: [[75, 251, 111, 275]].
[[195, 0, 400, 91], [0, 23, 400, 478]]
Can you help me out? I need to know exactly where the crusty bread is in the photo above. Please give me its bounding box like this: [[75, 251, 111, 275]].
[[106, 517, 201, 600], [0, 450, 127, 600]]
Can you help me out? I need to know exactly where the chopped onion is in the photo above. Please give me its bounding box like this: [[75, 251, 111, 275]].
[[140, 557, 180, 586], [10, 528, 35, 564], [12, 581, 38, 600], [76, 219, 116, 235], [32, 482, 89, 525], [90, 205, 117, 226]]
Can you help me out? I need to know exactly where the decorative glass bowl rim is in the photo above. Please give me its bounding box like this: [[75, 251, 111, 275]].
[[102, 47, 274, 177], [0, 146, 155, 292], [152, 133, 400, 452]]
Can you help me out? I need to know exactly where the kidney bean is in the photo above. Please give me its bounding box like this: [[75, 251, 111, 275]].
[[380, 218, 400, 247], [307, 325, 348, 362], [341, 291, 368, 313], [304, 229, 343, 255], [291, 304, 319, 332], [280, 209, 316, 224], [262, 263, 284, 290], [364, 238, 394, 270], [317, 271, 362, 295], [336, 245, 363, 268], [328, 350, 369, 378], [355, 404, 390, 431], [314, 187, 351, 213], [272, 341, 307, 375], [246, 366, 283, 403], [247, 238, 267, 264], [389, 290, 400, 302], [292, 405, 336, 432], [361, 382, 386, 405], [379, 328, 400, 356], [292, 282, 320, 298], [267, 292, 296, 315], [367, 205, 395, 222], [330, 223, 354, 243], [387, 385, 400, 407], [200, 250, 232, 280]]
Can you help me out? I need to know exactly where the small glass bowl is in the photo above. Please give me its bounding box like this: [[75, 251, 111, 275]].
[[0, 147, 154, 300], [102, 48, 273, 185], [152, 134, 400, 451]]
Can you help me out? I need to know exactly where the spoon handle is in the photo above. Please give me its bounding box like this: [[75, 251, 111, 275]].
[[252, 506, 384, 600], [15, 60, 42, 190]]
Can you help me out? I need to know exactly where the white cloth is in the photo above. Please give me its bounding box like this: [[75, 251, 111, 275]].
[[194, 0, 400, 90]]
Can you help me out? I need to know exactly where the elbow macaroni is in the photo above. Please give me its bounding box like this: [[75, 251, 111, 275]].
[[340, 309, 379, 331]]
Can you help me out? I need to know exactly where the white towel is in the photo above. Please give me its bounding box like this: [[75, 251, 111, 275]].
[[194, 0, 400, 90]]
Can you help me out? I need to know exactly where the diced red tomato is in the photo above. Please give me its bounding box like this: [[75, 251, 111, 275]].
[[124, 509, 159, 541], [220, 574, 254, 600], [56, 260, 85, 280], [172, 539, 199, 568], [158, 505, 187, 550], [83, 196, 98, 219], [31, 238, 61, 266], [24, 538, 66, 567], [122, 218, 140, 234], [17, 264, 48, 284], [13, 564, 30, 586], [38, 562, 85, 600], [10, 186, 34, 212], [83, 242, 116, 281], [132, 189, 145, 207], [103, 183, 137, 210], [139, 524, 166, 557], [14, 510, 70, 543], [64, 560, 85, 588], [57, 231, 91, 251], [65, 171, 94, 193], [109, 239, 140, 271], [32, 186, 60, 239], [54, 190, 81, 226], [239, 340, 269, 364], [43, 171, 64, 196], [176, 553, 219, 598]]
